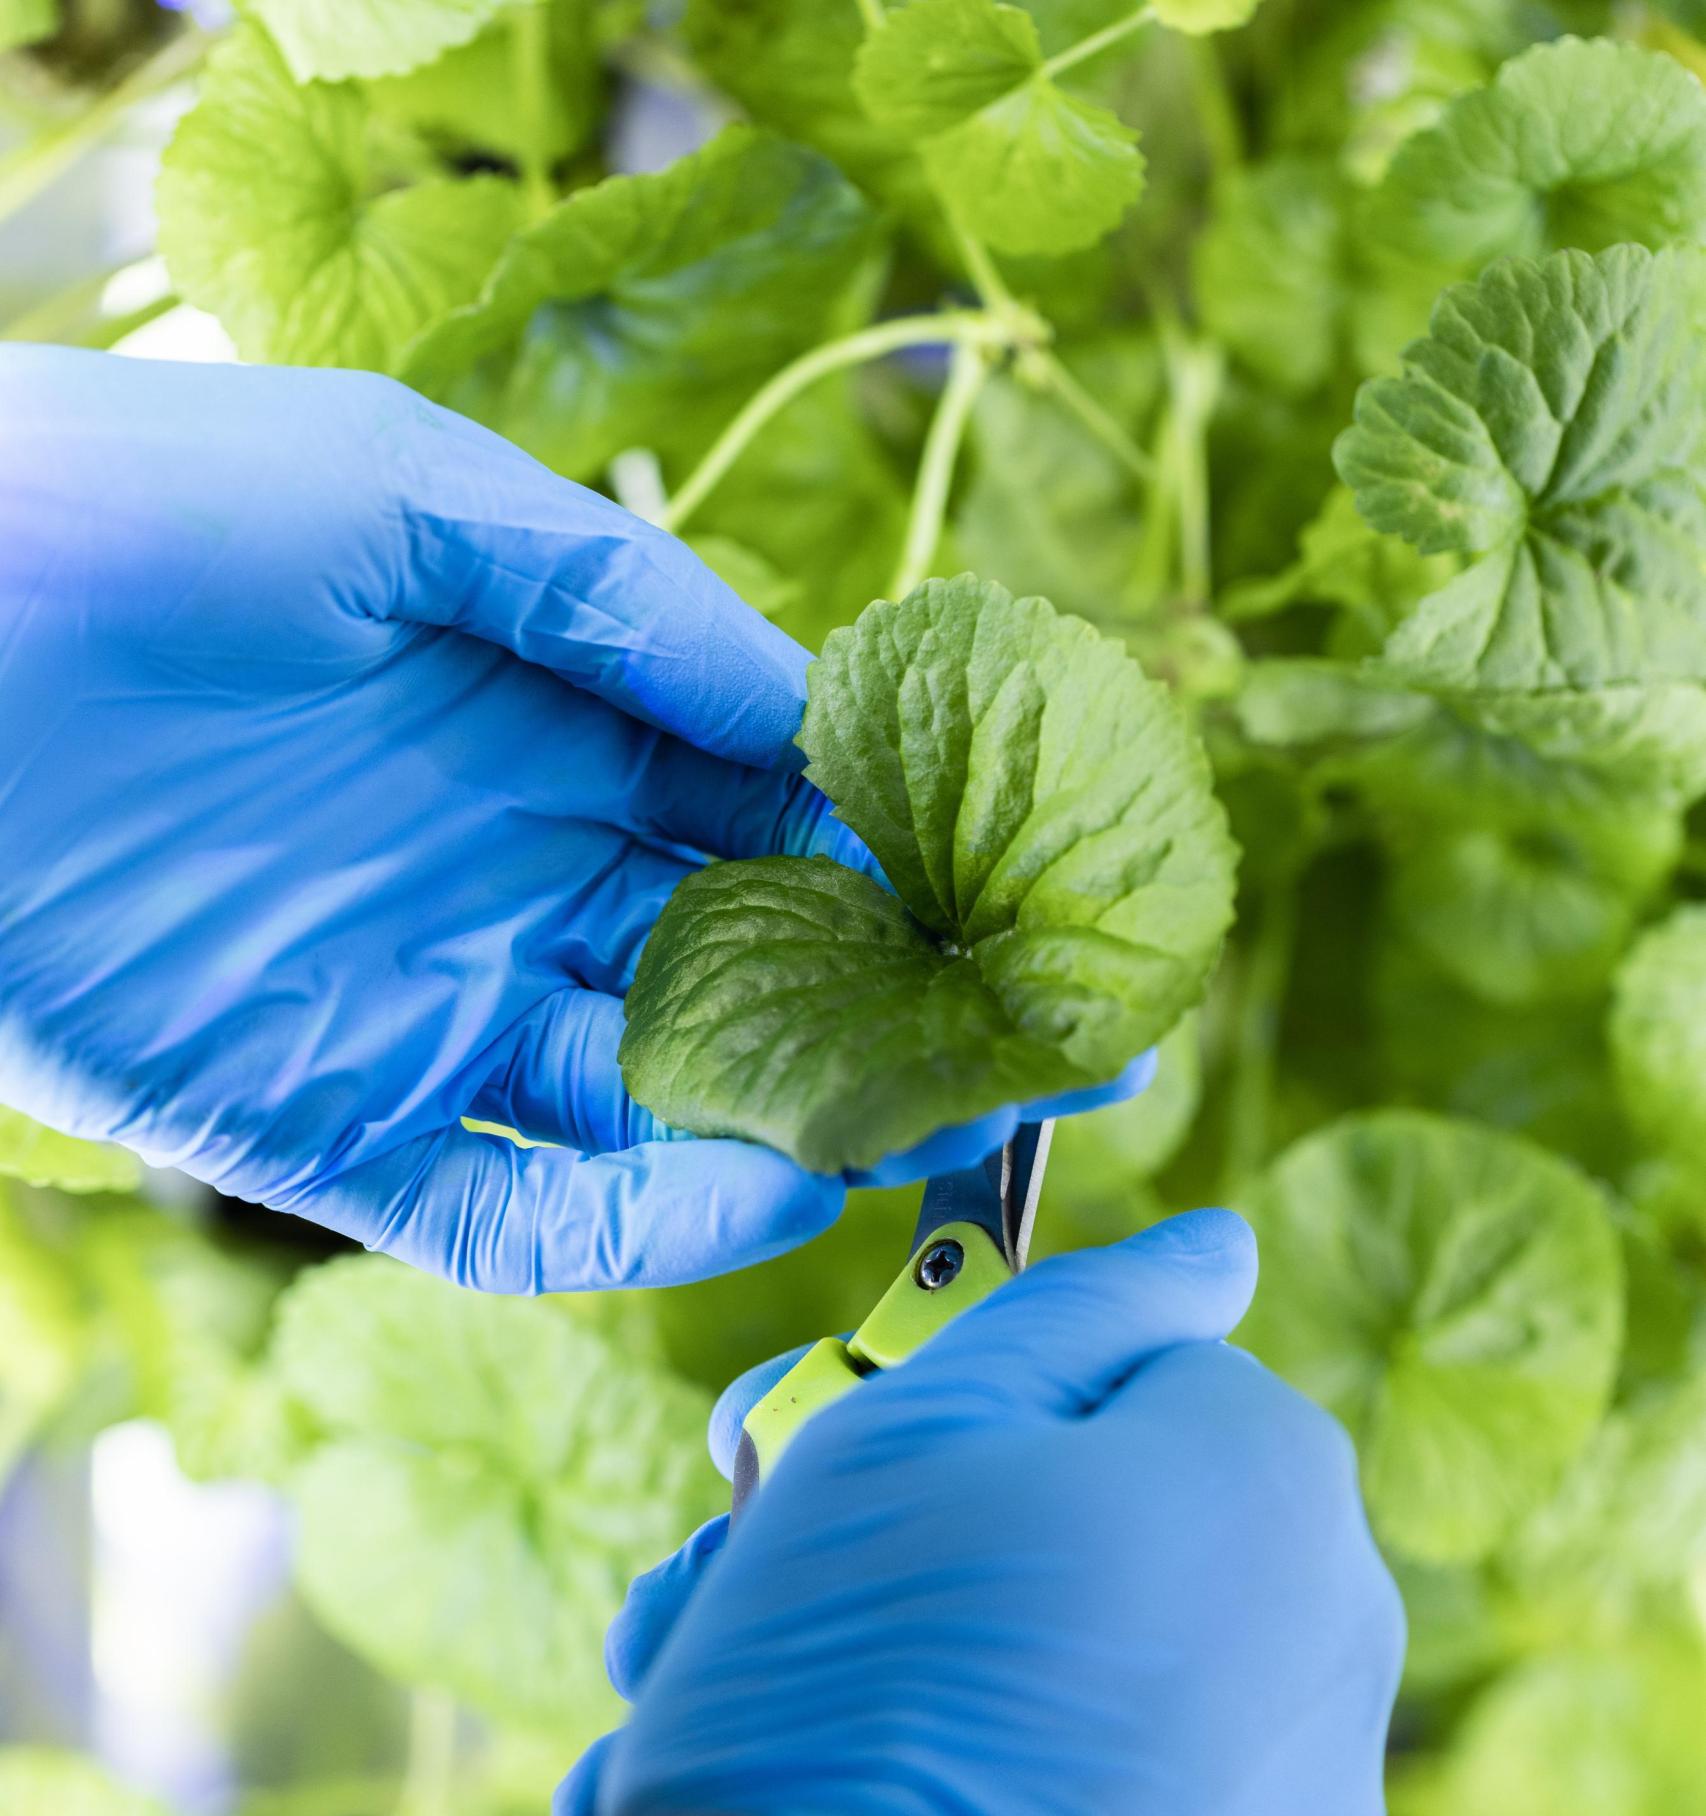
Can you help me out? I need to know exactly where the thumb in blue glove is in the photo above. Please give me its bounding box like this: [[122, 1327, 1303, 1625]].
[[560, 1209, 1405, 1816]]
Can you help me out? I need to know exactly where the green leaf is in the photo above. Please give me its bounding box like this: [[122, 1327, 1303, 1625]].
[[1194, 157, 1348, 395], [1047, 1011, 1201, 1199], [1611, 905, 1706, 1172], [620, 577, 1236, 1173], [0, 0, 57, 54], [1336, 246, 1706, 694], [1152, 0, 1263, 30], [853, 0, 1145, 257], [0, 1105, 140, 1194], [1432, 1640, 1706, 1816], [157, 26, 523, 372], [1237, 1111, 1623, 1562], [273, 1257, 720, 1729], [0, 1751, 171, 1816], [1369, 40, 1706, 278], [250, 0, 510, 82], [400, 126, 878, 480]]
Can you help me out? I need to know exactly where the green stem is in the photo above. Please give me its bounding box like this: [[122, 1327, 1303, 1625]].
[[1156, 318, 1221, 607], [512, 0, 555, 219], [0, 27, 209, 231], [0, 257, 172, 346], [1186, 32, 1244, 174], [1034, 348, 1154, 486], [854, 0, 887, 30], [1220, 879, 1298, 1197], [1040, 4, 1156, 80], [890, 339, 989, 599], [949, 211, 1021, 320], [662, 310, 1004, 534]]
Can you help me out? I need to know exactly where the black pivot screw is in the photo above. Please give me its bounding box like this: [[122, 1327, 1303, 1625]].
[[916, 1238, 965, 1291]]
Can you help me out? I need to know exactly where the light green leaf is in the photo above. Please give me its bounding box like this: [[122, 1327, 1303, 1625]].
[[1370, 40, 1706, 278], [157, 26, 522, 372], [400, 126, 877, 480], [1237, 1111, 1623, 1562], [0, 1751, 170, 1816], [273, 1257, 720, 1728], [620, 577, 1236, 1173], [0, 1105, 140, 1194], [1336, 246, 1706, 694], [1611, 905, 1706, 1172], [1047, 1011, 1200, 1202], [1383, 810, 1677, 1007], [0, 0, 57, 54], [1433, 1640, 1706, 1816], [1194, 158, 1348, 395], [1152, 0, 1262, 31], [0, 1186, 85, 1477], [250, 0, 509, 82], [853, 0, 1145, 256]]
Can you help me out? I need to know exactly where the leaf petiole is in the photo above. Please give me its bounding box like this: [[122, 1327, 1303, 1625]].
[[1031, 348, 1155, 486], [890, 338, 990, 598], [1039, 5, 1156, 82], [662, 310, 1006, 534]]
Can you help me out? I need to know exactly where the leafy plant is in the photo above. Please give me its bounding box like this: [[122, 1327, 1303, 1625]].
[[9, 0, 1706, 1808]]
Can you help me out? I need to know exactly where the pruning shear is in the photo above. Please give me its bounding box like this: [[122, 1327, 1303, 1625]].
[[731, 1120, 1054, 1520]]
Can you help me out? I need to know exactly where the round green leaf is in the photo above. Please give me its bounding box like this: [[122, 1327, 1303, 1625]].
[[273, 1257, 720, 1729], [1238, 1111, 1623, 1563], [1152, 0, 1264, 35], [1371, 39, 1706, 277], [156, 25, 522, 371], [250, 0, 508, 82], [401, 126, 877, 479], [1336, 246, 1706, 695], [620, 576, 1236, 1173], [852, 0, 1145, 256], [1612, 904, 1706, 1171]]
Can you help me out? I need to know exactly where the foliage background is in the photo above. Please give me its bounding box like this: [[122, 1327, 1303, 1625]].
[[5, 0, 1706, 1810]]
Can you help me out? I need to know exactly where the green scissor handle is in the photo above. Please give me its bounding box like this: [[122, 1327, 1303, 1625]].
[[730, 1216, 1016, 1521]]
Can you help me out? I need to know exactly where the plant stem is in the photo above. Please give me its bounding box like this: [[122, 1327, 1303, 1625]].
[[949, 211, 1021, 320], [1220, 879, 1298, 1196], [662, 310, 1003, 534], [1040, 5, 1155, 80], [0, 26, 209, 231], [1034, 348, 1154, 485], [512, 0, 556, 220], [0, 256, 173, 347], [890, 338, 989, 599], [1186, 32, 1244, 174], [854, 0, 887, 30]]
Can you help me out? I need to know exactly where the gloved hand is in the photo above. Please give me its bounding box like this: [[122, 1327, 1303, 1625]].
[[0, 348, 1147, 1291], [559, 1210, 1406, 1816]]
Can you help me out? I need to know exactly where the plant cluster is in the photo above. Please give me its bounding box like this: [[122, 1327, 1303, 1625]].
[[6, 0, 1706, 1809]]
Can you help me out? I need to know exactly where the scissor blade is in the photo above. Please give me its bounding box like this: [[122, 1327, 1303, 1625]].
[[910, 1119, 1054, 1270]]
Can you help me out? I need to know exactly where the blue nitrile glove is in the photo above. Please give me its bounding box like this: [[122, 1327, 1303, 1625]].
[[0, 347, 1149, 1292], [558, 1210, 1406, 1816]]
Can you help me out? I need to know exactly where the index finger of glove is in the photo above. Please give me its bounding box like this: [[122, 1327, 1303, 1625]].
[[891, 1208, 1258, 1421]]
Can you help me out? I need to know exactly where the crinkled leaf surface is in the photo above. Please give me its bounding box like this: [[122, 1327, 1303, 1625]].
[[1336, 246, 1706, 694], [1611, 905, 1706, 1172], [853, 0, 1144, 256], [0, 1105, 140, 1194], [1370, 40, 1706, 277], [621, 577, 1235, 1173], [273, 1257, 720, 1729], [1237, 1111, 1623, 1562], [249, 0, 508, 82], [401, 126, 876, 479], [156, 26, 522, 371]]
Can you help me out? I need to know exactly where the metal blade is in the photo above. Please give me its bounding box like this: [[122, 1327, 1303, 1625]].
[[910, 1118, 1054, 1271]]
